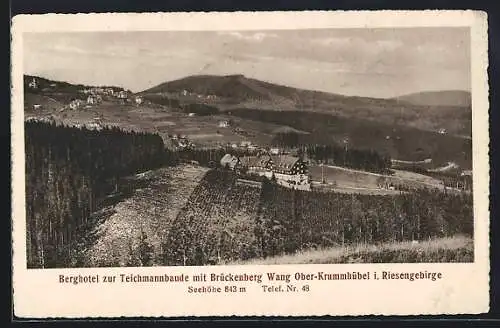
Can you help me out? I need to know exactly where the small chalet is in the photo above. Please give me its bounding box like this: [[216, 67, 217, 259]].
[[135, 96, 143, 105], [117, 90, 128, 99], [240, 141, 252, 148], [87, 95, 101, 105], [218, 120, 230, 128], [220, 154, 240, 170], [269, 148, 281, 155], [69, 99, 82, 110], [28, 78, 38, 89], [461, 170, 472, 177]]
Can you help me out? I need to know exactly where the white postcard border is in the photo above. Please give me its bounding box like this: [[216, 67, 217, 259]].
[[11, 10, 490, 318]]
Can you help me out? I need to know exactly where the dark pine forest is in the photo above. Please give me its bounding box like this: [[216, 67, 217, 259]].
[[25, 121, 176, 268]]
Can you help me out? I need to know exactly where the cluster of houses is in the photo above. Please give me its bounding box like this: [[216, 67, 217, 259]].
[[223, 142, 283, 155], [80, 87, 131, 102], [66, 93, 143, 111], [170, 134, 195, 150], [220, 152, 311, 191], [228, 140, 259, 152], [27, 77, 58, 91], [82, 87, 118, 96]]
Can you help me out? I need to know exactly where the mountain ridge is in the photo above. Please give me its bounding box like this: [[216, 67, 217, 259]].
[[139, 74, 472, 137], [394, 90, 471, 107]]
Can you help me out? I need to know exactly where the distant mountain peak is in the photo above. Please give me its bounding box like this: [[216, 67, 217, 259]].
[[394, 90, 471, 107]]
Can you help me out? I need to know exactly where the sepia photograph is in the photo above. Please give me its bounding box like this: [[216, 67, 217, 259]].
[[11, 11, 490, 317], [23, 27, 475, 269]]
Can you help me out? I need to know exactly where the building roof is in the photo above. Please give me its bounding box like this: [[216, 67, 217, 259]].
[[461, 170, 473, 176], [240, 155, 271, 168], [270, 155, 300, 170]]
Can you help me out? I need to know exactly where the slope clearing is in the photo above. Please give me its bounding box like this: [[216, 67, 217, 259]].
[[76, 165, 208, 267]]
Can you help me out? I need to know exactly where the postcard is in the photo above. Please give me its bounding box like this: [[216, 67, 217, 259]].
[[11, 10, 489, 317]]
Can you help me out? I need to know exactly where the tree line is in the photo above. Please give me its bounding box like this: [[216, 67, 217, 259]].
[[303, 143, 391, 173], [25, 121, 176, 268], [255, 179, 472, 259], [272, 132, 391, 173]]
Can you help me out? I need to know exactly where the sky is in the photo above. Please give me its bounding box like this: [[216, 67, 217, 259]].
[[23, 28, 471, 98]]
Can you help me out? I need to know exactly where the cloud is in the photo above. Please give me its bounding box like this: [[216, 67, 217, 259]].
[[311, 37, 353, 47], [311, 36, 403, 53], [375, 40, 403, 51], [51, 44, 90, 55], [218, 31, 278, 42]]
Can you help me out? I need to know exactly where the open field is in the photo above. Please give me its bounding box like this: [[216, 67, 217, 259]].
[[309, 164, 446, 194], [311, 182, 402, 195], [230, 235, 473, 265]]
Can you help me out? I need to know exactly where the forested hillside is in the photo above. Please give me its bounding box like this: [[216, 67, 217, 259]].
[[25, 121, 174, 268], [233, 109, 472, 169]]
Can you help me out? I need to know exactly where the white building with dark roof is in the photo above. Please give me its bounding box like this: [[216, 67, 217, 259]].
[[237, 153, 310, 190], [220, 154, 240, 169]]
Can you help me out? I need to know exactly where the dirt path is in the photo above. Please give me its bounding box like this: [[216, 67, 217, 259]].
[[82, 165, 209, 267]]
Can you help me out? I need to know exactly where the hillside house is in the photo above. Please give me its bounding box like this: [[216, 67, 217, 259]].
[[86, 122, 102, 131], [461, 170, 472, 177], [460, 170, 473, 191], [87, 95, 101, 105], [439, 128, 447, 135], [218, 120, 230, 128], [69, 99, 82, 110], [28, 78, 38, 89], [269, 148, 281, 155], [220, 154, 240, 169], [248, 145, 258, 152], [33, 104, 42, 110], [240, 141, 252, 148], [135, 96, 143, 105], [117, 90, 128, 99]]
